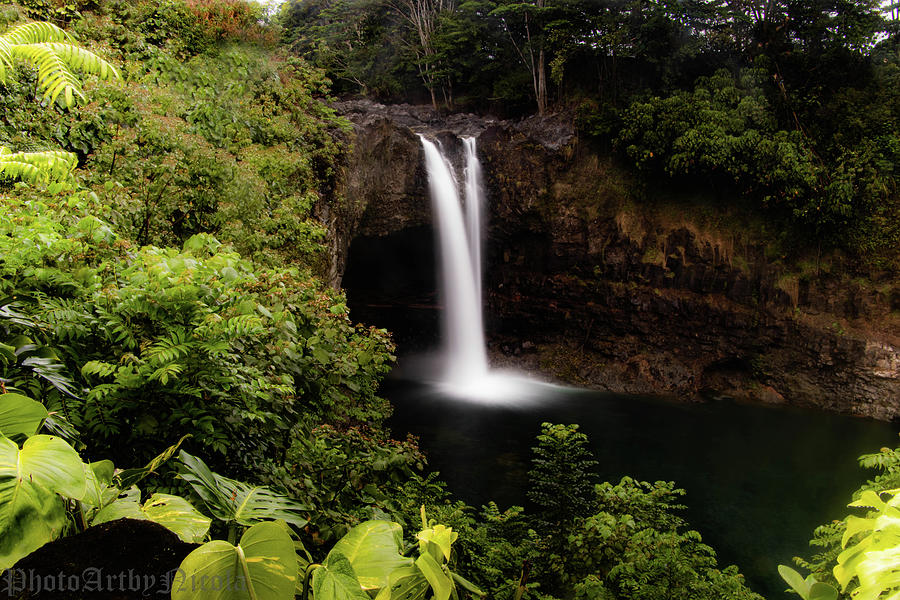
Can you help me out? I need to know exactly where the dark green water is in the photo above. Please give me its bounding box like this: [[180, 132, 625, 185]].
[[386, 377, 899, 599]]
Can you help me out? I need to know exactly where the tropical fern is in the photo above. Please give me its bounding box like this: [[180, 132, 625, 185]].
[[0, 21, 120, 107], [0, 21, 120, 186], [0, 146, 77, 183]]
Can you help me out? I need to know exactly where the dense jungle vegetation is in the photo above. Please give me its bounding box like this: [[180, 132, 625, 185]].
[[0, 0, 899, 599]]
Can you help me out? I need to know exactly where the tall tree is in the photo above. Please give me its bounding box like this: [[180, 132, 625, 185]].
[[490, 0, 551, 114], [281, 0, 397, 96], [385, 0, 455, 109]]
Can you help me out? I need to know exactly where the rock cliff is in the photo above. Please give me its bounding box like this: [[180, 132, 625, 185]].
[[327, 100, 900, 420]]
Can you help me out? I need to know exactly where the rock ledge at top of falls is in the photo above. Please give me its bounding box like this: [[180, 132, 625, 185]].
[[332, 99, 576, 150]]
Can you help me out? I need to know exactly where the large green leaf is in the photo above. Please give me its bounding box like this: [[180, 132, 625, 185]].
[[328, 521, 413, 590], [177, 450, 307, 529], [808, 582, 838, 600], [0, 434, 86, 502], [80, 459, 115, 507], [0, 435, 84, 569], [0, 392, 47, 438], [383, 568, 430, 600], [93, 491, 210, 543], [0, 477, 65, 570], [312, 553, 369, 600], [172, 521, 297, 600], [414, 553, 452, 600], [778, 565, 812, 599]]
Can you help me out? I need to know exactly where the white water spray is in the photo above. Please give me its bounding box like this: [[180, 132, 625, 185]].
[[418, 135, 561, 403], [419, 136, 488, 383]]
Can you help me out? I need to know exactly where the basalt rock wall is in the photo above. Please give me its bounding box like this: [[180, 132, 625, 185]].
[[327, 100, 900, 420]]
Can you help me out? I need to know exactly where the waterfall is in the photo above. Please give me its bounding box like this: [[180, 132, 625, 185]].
[[419, 135, 488, 384], [463, 137, 484, 304], [418, 134, 554, 402]]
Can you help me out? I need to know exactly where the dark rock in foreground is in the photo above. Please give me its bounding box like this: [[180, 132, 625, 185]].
[[8, 519, 197, 600]]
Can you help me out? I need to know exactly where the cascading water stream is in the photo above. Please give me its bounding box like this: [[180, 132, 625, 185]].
[[418, 134, 557, 402], [463, 137, 484, 304], [419, 135, 488, 383]]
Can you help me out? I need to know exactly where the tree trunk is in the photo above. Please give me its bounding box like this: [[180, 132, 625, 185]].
[[536, 47, 547, 115]]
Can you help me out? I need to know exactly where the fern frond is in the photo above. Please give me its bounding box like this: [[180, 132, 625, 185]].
[[11, 43, 84, 106], [220, 314, 264, 338], [150, 362, 184, 385], [41, 42, 120, 81], [198, 339, 230, 357], [3, 21, 73, 45], [95, 308, 137, 349], [0, 146, 77, 183], [0, 21, 120, 107], [0, 39, 12, 84], [146, 330, 194, 365], [81, 360, 118, 379]]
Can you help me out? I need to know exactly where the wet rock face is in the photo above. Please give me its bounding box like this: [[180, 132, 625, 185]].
[[330, 102, 900, 420]]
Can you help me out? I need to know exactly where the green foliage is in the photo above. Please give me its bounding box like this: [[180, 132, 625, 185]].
[[0, 388, 212, 569], [784, 468, 900, 600], [0, 146, 76, 183], [551, 477, 762, 600], [92, 488, 211, 543], [0, 392, 48, 439], [310, 512, 483, 600], [0, 203, 393, 468], [327, 520, 411, 591], [173, 520, 299, 600], [0, 433, 85, 569], [0, 18, 118, 189], [313, 551, 371, 600], [417, 502, 541, 600], [177, 450, 308, 533], [518, 425, 763, 600], [527, 422, 598, 532], [0, 20, 119, 108], [271, 424, 427, 543], [798, 439, 900, 591], [14, 0, 90, 23], [75, 40, 347, 267], [778, 565, 838, 600], [612, 66, 898, 252], [833, 489, 900, 600]]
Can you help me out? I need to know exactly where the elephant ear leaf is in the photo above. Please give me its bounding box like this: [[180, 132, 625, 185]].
[[172, 520, 297, 600], [93, 492, 210, 543], [809, 582, 838, 600], [80, 459, 115, 507], [328, 520, 412, 591], [0, 435, 85, 569], [0, 392, 48, 438], [312, 552, 369, 600]]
